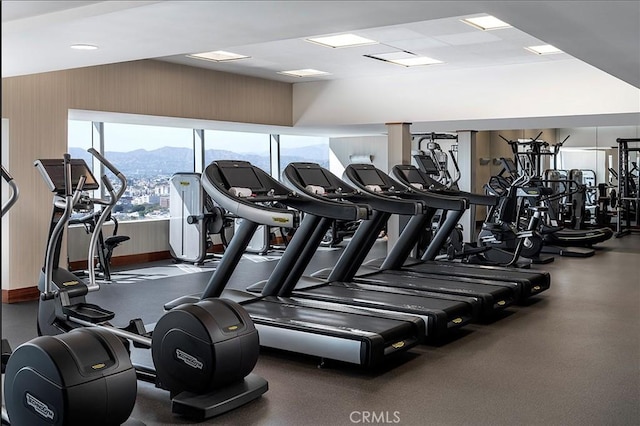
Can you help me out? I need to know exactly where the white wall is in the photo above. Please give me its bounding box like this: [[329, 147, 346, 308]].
[[329, 135, 388, 177], [557, 126, 640, 148], [294, 60, 640, 131]]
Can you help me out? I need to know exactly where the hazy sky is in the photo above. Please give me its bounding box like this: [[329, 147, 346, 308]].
[[68, 120, 328, 153]]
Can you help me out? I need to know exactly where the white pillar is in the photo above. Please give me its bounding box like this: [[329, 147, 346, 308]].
[[386, 123, 412, 254], [456, 130, 477, 242]]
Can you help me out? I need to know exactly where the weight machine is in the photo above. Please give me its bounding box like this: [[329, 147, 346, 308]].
[[615, 138, 640, 237], [169, 173, 232, 264]]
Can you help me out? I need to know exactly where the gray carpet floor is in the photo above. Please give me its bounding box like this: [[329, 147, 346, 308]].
[[2, 237, 639, 425]]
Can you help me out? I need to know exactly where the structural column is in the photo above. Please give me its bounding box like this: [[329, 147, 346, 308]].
[[456, 130, 477, 242], [386, 122, 412, 254]]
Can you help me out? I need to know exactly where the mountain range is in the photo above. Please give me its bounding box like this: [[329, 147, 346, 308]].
[[69, 145, 329, 178]]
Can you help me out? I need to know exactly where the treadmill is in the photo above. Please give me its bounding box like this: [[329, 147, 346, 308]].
[[275, 162, 517, 319], [347, 163, 551, 303], [166, 160, 424, 367], [235, 163, 479, 339]]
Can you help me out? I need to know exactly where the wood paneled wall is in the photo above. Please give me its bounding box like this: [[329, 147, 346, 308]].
[[1, 60, 292, 296]]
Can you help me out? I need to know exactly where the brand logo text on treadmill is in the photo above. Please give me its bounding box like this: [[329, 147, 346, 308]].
[[176, 348, 204, 369], [350, 411, 400, 423]]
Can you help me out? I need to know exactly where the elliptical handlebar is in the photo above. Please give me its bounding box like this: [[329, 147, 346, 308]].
[[1, 165, 19, 218], [88, 148, 128, 198], [86, 148, 127, 292], [43, 156, 87, 300]]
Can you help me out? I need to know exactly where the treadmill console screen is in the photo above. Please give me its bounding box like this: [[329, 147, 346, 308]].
[[219, 166, 265, 193], [356, 168, 386, 187], [35, 159, 100, 193], [296, 167, 334, 190], [402, 168, 426, 184], [415, 155, 439, 175]]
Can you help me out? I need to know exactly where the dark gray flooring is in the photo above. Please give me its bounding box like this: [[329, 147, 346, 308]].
[[2, 238, 639, 425]]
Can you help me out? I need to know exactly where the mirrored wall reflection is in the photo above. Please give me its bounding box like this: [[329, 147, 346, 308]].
[[613, 137, 640, 236], [481, 126, 639, 230]]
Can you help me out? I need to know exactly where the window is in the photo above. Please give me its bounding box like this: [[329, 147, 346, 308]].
[[102, 123, 194, 221], [68, 120, 94, 172], [204, 130, 270, 173], [68, 119, 329, 221], [279, 135, 330, 175]]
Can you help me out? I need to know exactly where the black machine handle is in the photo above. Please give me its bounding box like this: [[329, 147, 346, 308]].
[[85, 148, 128, 291], [1, 165, 19, 218], [281, 163, 372, 221], [347, 164, 468, 212], [43, 155, 86, 300]]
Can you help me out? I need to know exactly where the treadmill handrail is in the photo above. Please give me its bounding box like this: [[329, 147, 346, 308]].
[[282, 162, 425, 215], [281, 163, 372, 221], [345, 164, 468, 212], [202, 163, 299, 228], [392, 165, 496, 207]]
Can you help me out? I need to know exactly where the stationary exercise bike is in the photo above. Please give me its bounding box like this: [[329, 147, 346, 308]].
[[30, 151, 267, 422]]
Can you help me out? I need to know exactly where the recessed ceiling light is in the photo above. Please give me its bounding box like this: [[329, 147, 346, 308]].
[[525, 44, 563, 55], [366, 52, 443, 67], [461, 15, 512, 31], [70, 44, 98, 50], [391, 56, 443, 67], [278, 69, 331, 78], [306, 34, 378, 48], [187, 50, 250, 62]]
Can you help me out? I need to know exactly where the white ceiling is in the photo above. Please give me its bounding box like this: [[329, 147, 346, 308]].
[[2, 1, 639, 135]]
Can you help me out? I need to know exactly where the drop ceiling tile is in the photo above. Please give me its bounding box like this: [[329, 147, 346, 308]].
[[433, 31, 502, 46], [358, 27, 428, 42], [385, 37, 449, 51]]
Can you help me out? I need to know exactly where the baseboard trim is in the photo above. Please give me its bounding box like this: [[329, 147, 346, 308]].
[[7, 249, 223, 304], [69, 250, 173, 271], [2, 287, 40, 304]]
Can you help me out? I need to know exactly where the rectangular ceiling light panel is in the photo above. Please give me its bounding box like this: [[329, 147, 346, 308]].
[[462, 15, 512, 31], [188, 50, 250, 62], [278, 69, 331, 77], [307, 34, 378, 48], [525, 44, 563, 55]]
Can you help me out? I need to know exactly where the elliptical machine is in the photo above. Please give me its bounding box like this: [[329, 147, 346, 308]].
[[32, 151, 267, 421], [477, 158, 554, 265], [2, 164, 137, 426]]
